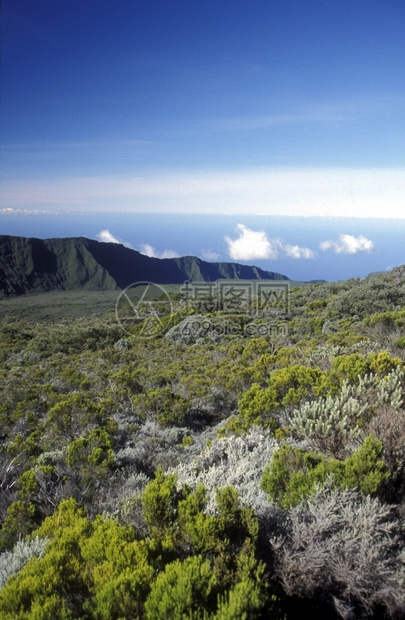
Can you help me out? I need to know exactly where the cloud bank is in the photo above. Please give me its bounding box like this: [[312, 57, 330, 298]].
[[2, 167, 404, 218], [224, 224, 315, 261], [320, 234, 375, 254]]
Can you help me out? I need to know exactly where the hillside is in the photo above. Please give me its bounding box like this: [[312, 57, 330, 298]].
[[0, 235, 289, 297], [0, 266, 404, 618]]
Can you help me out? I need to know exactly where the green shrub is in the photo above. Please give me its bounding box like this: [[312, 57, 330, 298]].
[[332, 353, 368, 384], [368, 351, 404, 375], [0, 500, 37, 552], [141, 466, 183, 553], [393, 336, 405, 349], [0, 499, 154, 619], [238, 365, 324, 429], [67, 428, 115, 472], [261, 436, 389, 509], [145, 555, 216, 619]]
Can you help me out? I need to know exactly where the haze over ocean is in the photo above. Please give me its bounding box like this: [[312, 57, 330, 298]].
[[1, 1, 404, 282]]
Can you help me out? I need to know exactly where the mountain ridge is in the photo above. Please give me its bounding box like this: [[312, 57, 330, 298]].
[[0, 235, 291, 297]]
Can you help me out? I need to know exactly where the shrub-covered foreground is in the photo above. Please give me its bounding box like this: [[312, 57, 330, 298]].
[[1, 267, 405, 618], [0, 481, 282, 619]]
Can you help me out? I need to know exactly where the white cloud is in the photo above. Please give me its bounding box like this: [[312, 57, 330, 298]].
[[140, 243, 156, 257], [97, 229, 121, 244], [201, 249, 221, 261], [96, 229, 133, 248], [320, 233, 375, 254], [225, 224, 279, 261], [224, 224, 315, 261], [1, 207, 18, 214], [160, 249, 180, 259], [140, 243, 179, 259], [0, 207, 58, 215], [284, 244, 316, 259]]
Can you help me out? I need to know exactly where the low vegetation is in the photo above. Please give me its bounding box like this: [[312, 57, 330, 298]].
[[1, 266, 405, 618]]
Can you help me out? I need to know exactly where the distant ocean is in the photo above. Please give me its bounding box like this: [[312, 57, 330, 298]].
[[1, 213, 404, 282]]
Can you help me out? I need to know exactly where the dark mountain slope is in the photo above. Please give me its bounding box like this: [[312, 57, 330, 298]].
[[87, 239, 289, 286], [0, 236, 117, 296], [0, 235, 289, 297]]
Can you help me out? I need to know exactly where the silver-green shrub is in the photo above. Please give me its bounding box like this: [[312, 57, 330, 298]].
[[270, 483, 405, 619], [0, 536, 49, 589], [308, 344, 343, 367], [377, 365, 404, 410], [289, 367, 405, 457], [288, 381, 366, 456], [171, 427, 280, 518]]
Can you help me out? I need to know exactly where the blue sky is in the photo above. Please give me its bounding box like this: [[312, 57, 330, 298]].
[[1, 0, 404, 278]]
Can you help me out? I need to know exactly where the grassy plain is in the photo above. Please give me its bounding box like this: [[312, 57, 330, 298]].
[[0, 280, 307, 322]]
